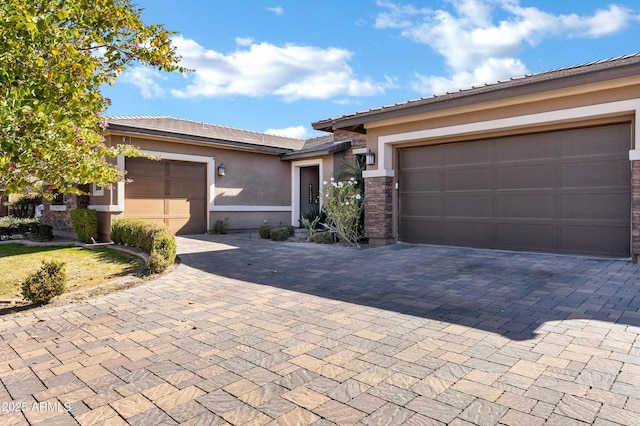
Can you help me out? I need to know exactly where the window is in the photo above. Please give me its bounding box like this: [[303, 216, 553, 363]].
[[93, 183, 104, 196], [50, 193, 67, 211]]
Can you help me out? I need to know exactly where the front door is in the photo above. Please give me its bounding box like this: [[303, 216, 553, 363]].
[[299, 165, 320, 221]]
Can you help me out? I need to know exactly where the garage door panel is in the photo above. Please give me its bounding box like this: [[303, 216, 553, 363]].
[[125, 178, 166, 198], [562, 159, 629, 188], [561, 124, 630, 157], [498, 164, 555, 189], [399, 145, 443, 169], [166, 218, 195, 235], [169, 161, 206, 179], [127, 157, 166, 177], [498, 194, 555, 218], [497, 134, 556, 161], [168, 180, 205, 197], [446, 195, 492, 217], [125, 199, 165, 215], [402, 195, 442, 216], [561, 225, 629, 256], [446, 168, 493, 191], [401, 219, 443, 243], [166, 199, 191, 215], [498, 223, 556, 251], [399, 123, 630, 257], [445, 221, 493, 247], [401, 170, 441, 192], [445, 140, 491, 165], [562, 193, 630, 220]]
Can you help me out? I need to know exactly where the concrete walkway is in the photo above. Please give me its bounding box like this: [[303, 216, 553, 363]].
[[1, 233, 640, 425]]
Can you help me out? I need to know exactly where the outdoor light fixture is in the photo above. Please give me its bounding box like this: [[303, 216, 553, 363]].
[[217, 163, 226, 176], [365, 150, 376, 166]]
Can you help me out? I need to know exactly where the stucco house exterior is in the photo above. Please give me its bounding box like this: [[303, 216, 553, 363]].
[[43, 116, 365, 241], [44, 53, 640, 259], [313, 53, 640, 259]]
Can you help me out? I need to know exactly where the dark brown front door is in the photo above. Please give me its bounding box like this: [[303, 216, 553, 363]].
[[398, 123, 631, 257], [125, 158, 207, 235], [300, 165, 320, 218]]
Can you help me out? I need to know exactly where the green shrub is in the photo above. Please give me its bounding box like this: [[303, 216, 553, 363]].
[[321, 176, 364, 247], [301, 206, 324, 238], [111, 218, 176, 273], [35, 224, 54, 241], [213, 218, 229, 234], [269, 225, 294, 241], [0, 216, 19, 239], [259, 224, 273, 239], [21, 260, 66, 304], [19, 219, 40, 235], [312, 231, 334, 244], [150, 231, 176, 269], [147, 252, 170, 274], [0, 217, 43, 240], [70, 208, 98, 243]]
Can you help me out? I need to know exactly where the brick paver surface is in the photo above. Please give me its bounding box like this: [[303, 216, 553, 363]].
[[1, 233, 640, 425]]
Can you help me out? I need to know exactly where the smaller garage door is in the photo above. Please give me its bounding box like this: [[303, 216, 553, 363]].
[[398, 123, 631, 257], [125, 158, 206, 234]]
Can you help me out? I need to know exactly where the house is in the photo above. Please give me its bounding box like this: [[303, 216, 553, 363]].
[[313, 53, 640, 259], [43, 116, 365, 241], [44, 53, 640, 259]]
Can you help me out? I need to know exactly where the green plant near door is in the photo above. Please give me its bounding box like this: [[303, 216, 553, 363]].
[[321, 176, 364, 248]]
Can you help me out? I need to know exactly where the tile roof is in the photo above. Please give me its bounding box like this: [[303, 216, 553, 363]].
[[106, 116, 307, 151], [282, 138, 352, 160], [313, 52, 640, 129]]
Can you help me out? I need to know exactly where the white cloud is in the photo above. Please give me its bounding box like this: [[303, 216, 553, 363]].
[[119, 67, 167, 99], [235, 37, 254, 46], [169, 36, 389, 101], [412, 57, 528, 94], [377, 0, 639, 95], [265, 125, 308, 139], [268, 6, 284, 16]]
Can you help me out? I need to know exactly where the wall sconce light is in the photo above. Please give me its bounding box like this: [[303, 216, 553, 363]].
[[217, 163, 226, 176], [365, 150, 376, 166]]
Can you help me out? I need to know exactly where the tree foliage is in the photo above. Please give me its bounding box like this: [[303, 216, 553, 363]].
[[0, 0, 186, 196]]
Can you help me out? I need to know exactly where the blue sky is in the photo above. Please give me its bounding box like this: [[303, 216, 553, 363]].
[[103, 0, 640, 139]]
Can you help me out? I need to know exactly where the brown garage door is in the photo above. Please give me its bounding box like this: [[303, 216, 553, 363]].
[[125, 158, 206, 235], [398, 123, 631, 257]]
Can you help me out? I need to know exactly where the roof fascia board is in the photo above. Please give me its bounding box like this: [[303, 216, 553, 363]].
[[317, 61, 640, 131], [105, 126, 291, 155], [365, 74, 640, 130], [281, 141, 352, 160]]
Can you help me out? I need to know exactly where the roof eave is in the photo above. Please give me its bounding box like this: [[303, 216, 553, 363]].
[[105, 124, 293, 155], [281, 141, 352, 160], [313, 56, 640, 131]]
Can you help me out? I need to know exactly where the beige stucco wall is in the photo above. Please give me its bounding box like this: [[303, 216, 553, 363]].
[[365, 78, 640, 149], [94, 134, 293, 234]]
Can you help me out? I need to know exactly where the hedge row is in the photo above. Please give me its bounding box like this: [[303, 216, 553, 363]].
[[258, 224, 295, 241], [70, 208, 98, 244], [111, 218, 176, 273], [0, 217, 53, 241]]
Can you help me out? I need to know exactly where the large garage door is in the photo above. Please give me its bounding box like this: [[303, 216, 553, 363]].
[[398, 123, 631, 257], [125, 158, 206, 235]]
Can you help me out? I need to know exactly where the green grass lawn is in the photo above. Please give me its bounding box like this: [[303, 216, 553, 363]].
[[0, 243, 143, 300]]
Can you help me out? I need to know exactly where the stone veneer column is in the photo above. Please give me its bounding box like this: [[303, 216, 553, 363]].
[[632, 161, 640, 261], [364, 176, 395, 246]]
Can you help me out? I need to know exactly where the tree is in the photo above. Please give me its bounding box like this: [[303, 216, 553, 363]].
[[0, 0, 187, 196]]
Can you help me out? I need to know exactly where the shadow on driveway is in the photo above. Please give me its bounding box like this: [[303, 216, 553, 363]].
[[177, 234, 640, 341]]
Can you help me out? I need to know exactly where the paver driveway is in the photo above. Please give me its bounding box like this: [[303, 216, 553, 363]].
[[1, 233, 640, 425]]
